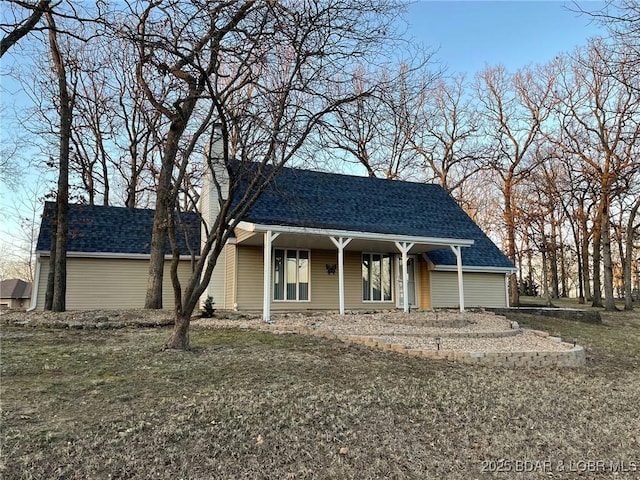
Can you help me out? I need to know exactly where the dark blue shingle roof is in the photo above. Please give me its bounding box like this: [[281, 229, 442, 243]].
[[35, 166, 513, 270], [233, 165, 514, 269], [36, 203, 201, 256]]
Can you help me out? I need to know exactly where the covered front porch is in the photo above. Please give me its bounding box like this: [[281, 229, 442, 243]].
[[234, 221, 474, 322]]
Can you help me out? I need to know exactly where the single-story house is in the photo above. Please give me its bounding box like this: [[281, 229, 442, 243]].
[[31, 204, 200, 311], [31, 164, 516, 317], [0, 279, 32, 310]]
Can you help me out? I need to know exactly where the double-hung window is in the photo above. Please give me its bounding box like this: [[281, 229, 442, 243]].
[[274, 249, 310, 301], [362, 253, 392, 301]]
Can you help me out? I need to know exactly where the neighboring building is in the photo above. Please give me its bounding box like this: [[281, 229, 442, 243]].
[[31, 164, 516, 317], [0, 279, 32, 310]]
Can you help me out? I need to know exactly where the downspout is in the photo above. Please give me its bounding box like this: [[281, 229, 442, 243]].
[[27, 253, 42, 311], [505, 273, 510, 308]]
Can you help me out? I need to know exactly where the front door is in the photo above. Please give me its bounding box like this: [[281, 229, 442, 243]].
[[396, 255, 417, 308]]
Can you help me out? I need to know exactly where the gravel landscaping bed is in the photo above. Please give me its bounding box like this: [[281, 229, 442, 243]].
[[195, 310, 579, 361], [374, 330, 571, 352], [2, 309, 579, 364], [195, 310, 514, 335]]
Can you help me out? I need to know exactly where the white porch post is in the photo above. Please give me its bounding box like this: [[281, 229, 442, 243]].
[[329, 236, 352, 315], [450, 245, 465, 312], [395, 241, 414, 313], [263, 230, 280, 323]]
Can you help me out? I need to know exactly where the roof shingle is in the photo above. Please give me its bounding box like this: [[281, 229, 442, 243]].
[[35, 165, 513, 270], [234, 165, 514, 269], [36, 203, 201, 256]]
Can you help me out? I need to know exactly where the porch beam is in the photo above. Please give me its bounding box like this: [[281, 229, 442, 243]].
[[450, 245, 465, 312], [329, 236, 352, 315], [263, 230, 280, 323], [395, 241, 414, 313]]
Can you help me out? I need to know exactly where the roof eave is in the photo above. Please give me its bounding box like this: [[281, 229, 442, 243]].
[[236, 221, 475, 247], [431, 264, 517, 274], [35, 251, 202, 260]]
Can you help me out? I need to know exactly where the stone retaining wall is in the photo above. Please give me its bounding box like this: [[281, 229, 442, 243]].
[[244, 323, 586, 368], [488, 307, 601, 324]]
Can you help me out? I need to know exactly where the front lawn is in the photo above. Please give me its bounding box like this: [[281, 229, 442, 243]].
[[1, 313, 639, 479]]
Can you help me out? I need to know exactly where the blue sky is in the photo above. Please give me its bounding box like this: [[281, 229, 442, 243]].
[[404, 1, 605, 75]]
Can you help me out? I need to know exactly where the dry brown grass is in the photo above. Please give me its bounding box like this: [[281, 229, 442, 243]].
[[2, 309, 640, 479]]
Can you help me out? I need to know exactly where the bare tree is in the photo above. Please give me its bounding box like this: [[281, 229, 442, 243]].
[[623, 196, 640, 309], [412, 74, 487, 206], [42, 9, 74, 312], [121, 0, 406, 347], [0, 0, 51, 57], [549, 41, 640, 310], [580, 0, 640, 87], [475, 64, 556, 306], [110, 41, 164, 209], [318, 56, 436, 180], [0, 178, 48, 282]]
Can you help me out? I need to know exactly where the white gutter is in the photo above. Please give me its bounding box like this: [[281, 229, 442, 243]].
[[430, 265, 517, 274], [236, 221, 474, 248], [34, 251, 202, 260]]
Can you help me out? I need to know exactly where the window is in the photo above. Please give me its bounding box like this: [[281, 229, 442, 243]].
[[274, 249, 309, 301], [362, 253, 392, 301]]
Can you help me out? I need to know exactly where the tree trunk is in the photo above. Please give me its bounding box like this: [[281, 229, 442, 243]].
[[541, 241, 552, 307], [52, 192, 68, 312], [504, 179, 519, 306], [558, 226, 568, 297], [591, 209, 603, 308], [0, 0, 50, 57], [592, 231, 603, 307], [526, 235, 534, 295], [575, 229, 584, 303], [580, 212, 592, 302], [165, 313, 190, 350], [144, 124, 184, 309], [602, 215, 617, 311], [47, 11, 71, 313], [144, 197, 168, 309], [550, 215, 560, 299], [624, 198, 640, 310]]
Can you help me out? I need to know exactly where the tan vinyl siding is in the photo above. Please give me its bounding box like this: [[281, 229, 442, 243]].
[[205, 245, 227, 310], [417, 256, 431, 309], [235, 247, 343, 311], [430, 271, 507, 308], [35, 257, 194, 310], [234, 247, 397, 311], [236, 246, 264, 310], [234, 228, 256, 243], [224, 243, 236, 310]]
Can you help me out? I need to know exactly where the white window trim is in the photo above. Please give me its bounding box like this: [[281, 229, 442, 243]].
[[362, 252, 394, 303], [273, 248, 311, 302]]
